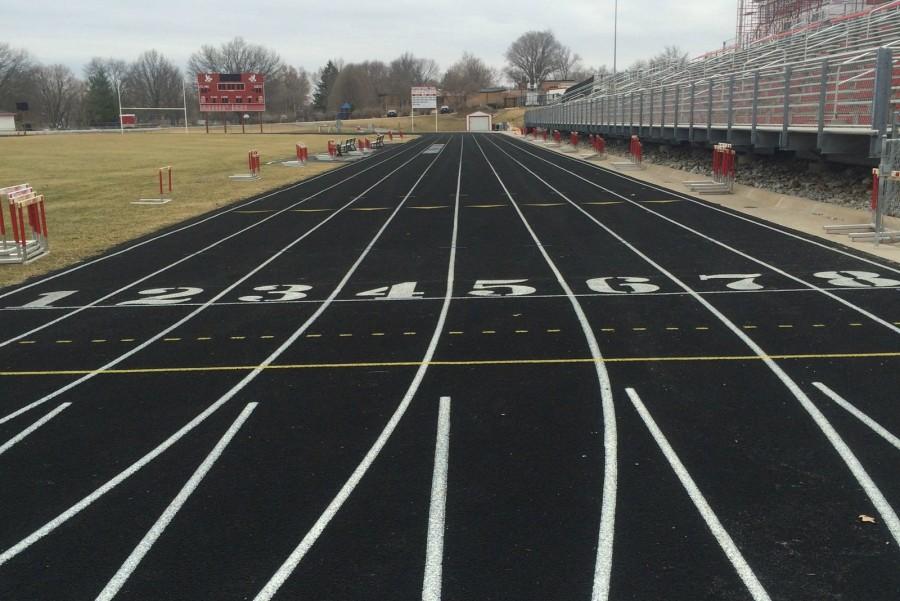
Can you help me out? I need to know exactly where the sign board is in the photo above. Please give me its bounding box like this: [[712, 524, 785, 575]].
[[197, 73, 266, 113], [411, 86, 437, 110]]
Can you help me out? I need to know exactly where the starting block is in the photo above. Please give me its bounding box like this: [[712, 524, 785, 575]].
[[1, 184, 50, 264]]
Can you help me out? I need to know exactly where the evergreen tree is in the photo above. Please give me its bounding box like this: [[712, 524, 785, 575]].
[[312, 60, 339, 112], [84, 65, 118, 126]]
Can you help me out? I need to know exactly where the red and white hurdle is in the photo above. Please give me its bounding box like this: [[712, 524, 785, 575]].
[[826, 167, 900, 242], [230, 150, 261, 181], [612, 135, 645, 171], [283, 143, 309, 167], [1, 184, 50, 264], [135, 166, 174, 205], [684, 143, 736, 194]]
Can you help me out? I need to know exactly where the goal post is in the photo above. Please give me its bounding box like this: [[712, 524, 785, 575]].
[[117, 80, 190, 134]]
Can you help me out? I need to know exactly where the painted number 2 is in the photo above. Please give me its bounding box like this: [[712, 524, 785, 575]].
[[119, 287, 202, 305]]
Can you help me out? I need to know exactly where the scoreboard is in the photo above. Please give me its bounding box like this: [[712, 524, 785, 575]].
[[197, 73, 266, 113]]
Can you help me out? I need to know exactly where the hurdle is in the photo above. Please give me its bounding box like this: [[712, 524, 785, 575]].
[[561, 132, 580, 153], [1, 184, 49, 264], [134, 166, 173, 205], [282, 143, 309, 167], [612, 135, 644, 170], [229, 150, 261, 181], [683, 144, 736, 194], [845, 166, 900, 243]]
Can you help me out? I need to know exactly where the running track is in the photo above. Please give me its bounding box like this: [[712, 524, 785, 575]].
[[1, 133, 899, 601]]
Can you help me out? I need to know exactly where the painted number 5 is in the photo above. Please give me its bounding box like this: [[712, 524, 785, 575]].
[[468, 279, 537, 297]]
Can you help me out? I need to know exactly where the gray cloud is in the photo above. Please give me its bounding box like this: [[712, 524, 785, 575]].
[[8, 0, 736, 77]]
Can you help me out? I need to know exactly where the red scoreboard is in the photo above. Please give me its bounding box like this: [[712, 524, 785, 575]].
[[197, 73, 266, 112]]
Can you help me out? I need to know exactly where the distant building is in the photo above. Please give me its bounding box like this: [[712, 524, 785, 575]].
[[0, 113, 15, 134]]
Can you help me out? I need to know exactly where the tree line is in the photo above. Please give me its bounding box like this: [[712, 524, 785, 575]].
[[0, 32, 689, 128]]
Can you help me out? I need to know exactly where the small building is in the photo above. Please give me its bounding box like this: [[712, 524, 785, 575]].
[[467, 111, 492, 132], [0, 113, 16, 134]]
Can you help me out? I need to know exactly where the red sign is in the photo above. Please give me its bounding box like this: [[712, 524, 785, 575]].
[[197, 73, 266, 113]]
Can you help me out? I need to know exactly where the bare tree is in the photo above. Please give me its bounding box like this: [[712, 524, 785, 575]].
[[649, 45, 689, 71], [328, 63, 378, 115], [442, 53, 496, 95], [551, 47, 583, 80], [504, 30, 564, 88], [0, 43, 33, 111], [35, 64, 82, 128], [267, 65, 311, 119], [125, 50, 183, 121], [188, 37, 283, 76]]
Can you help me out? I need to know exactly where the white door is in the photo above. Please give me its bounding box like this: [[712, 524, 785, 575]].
[[468, 116, 491, 132]]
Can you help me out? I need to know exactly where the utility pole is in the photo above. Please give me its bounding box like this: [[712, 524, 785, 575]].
[[612, 0, 618, 94]]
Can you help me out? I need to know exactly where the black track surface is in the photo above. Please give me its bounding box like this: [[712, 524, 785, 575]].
[[2, 133, 899, 601]]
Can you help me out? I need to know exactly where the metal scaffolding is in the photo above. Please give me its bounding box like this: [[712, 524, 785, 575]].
[[736, 0, 888, 49]]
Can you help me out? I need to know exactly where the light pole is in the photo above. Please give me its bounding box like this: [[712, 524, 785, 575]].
[[612, 0, 618, 94]]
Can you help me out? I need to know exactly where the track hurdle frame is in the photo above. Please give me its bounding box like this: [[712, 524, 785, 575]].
[[1, 184, 49, 264], [134, 166, 173, 205], [612, 135, 645, 171], [684, 143, 736, 194], [229, 150, 262, 181]]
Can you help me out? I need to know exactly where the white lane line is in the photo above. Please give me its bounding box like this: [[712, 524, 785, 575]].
[[4, 283, 895, 312], [0, 144, 433, 428], [494, 136, 900, 336], [0, 142, 411, 301], [0, 140, 452, 568], [254, 137, 463, 601], [813, 382, 900, 452], [473, 136, 618, 601], [422, 396, 452, 601], [486, 136, 900, 550], [0, 402, 71, 457], [504, 135, 900, 277], [625, 388, 773, 601], [94, 402, 257, 601], [0, 138, 429, 348]]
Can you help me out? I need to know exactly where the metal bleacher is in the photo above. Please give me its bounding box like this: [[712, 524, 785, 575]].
[[527, 1, 900, 162]]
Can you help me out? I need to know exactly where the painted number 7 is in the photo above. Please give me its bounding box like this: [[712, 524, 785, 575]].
[[698, 274, 764, 291]]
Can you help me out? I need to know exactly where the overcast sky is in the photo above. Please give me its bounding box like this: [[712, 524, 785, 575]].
[[7, 1, 736, 78]]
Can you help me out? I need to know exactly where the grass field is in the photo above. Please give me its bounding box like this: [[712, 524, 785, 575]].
[[0, 132, 413, 288]]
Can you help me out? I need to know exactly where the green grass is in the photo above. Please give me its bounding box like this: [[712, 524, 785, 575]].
[[267, 107, 527, 134], [0, 131, 414, 288]]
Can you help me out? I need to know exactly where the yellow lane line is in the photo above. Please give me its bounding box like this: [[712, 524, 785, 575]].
[[292, 208, 333, 213], [18, 340, 35, 345], [5, 352, 900, 377], [351, 207, 390, 211], [524, 203, 564, 207], [582, 201, 623, 206], [196, 337, 211, 341], [465, 204, 505, 208], [56, 340, 72, 344], [408, 205, 448, 209]]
